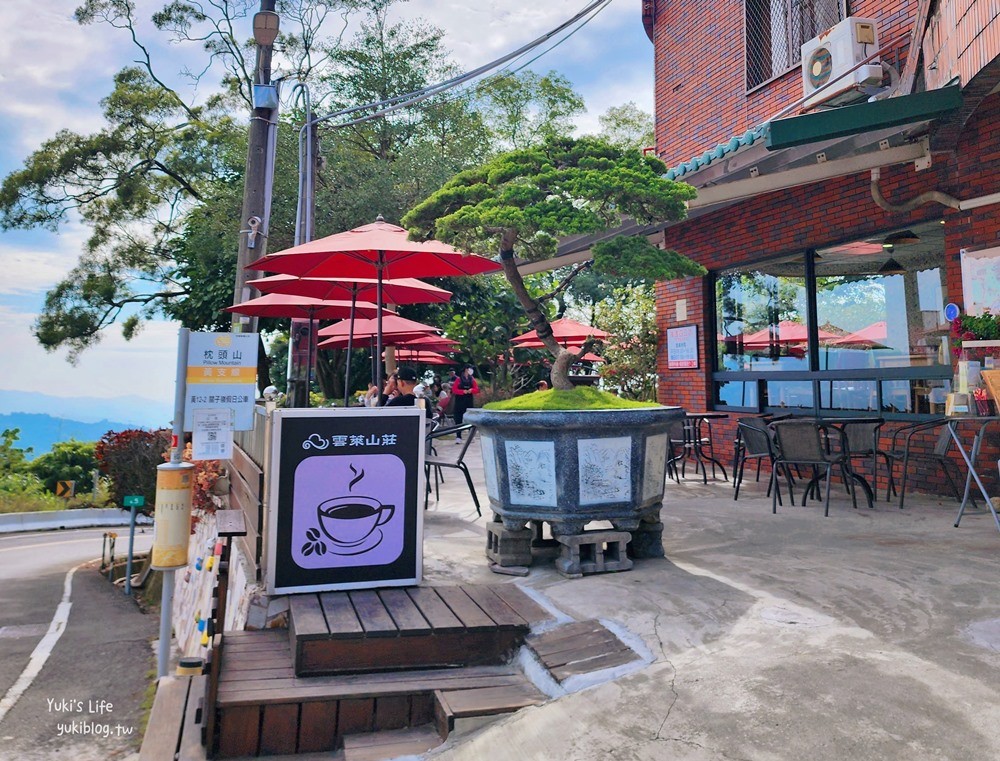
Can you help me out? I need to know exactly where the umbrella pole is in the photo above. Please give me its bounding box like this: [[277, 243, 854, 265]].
[[375, 254, 384, 401], [344, 289, 357, 407], [307, 315, 314, 408]]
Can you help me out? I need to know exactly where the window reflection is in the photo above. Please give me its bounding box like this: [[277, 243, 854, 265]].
[[716, 257, 808, 372], [712, 221, 951, 415]]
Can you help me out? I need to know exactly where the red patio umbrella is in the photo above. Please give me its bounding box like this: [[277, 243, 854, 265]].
[[512, 317, 609, 346], [248, 274, 452, 306], [741, 320, 840, 348], [383, 349, 454, 366], [317, 314, 441, 352], [394, 335, 461, 352], [247, 274, 452, 404], [225, 294, 387, 403], [246, 215, 500, 393], [832, 321, 888, 349]]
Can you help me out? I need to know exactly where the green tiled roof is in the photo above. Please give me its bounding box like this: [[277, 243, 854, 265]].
[[664, 123, 770, 180]]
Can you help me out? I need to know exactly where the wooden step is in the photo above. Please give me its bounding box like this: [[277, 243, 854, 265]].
[[290, 584, 549, 676], [434, 683, 547, 739], [214, 640, 530, 759], [342, 726, 443, 761], [525, 620, 641, 683]]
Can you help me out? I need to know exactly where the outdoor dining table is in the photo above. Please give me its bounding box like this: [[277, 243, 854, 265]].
[[947, 416, 1000, 532], [679, 412, 730, 483]]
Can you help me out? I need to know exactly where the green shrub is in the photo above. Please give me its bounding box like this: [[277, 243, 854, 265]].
[[30, 439, 99, 494], [0, 472, 63, 513], [485, 386, 660, 411]]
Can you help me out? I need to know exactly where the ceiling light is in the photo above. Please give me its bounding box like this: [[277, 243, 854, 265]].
[[877, 257, 906, 276], [882, 230, 920, 249]]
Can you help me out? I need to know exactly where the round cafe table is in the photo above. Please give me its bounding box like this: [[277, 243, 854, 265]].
[[672, 412, 729, 484]]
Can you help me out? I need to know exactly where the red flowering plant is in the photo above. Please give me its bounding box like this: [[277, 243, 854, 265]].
[[950, 309, 1000, 359], [95, 428, 171, 515], [177, 443, 224, 513]]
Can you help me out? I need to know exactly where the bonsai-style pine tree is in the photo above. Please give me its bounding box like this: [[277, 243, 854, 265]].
[[402, 135, 704, 391]]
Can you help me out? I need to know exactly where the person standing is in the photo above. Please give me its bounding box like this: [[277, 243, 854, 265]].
[[451, 365, 479, 440]]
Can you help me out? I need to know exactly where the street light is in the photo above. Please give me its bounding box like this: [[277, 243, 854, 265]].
[[253, 11, 280, 45]]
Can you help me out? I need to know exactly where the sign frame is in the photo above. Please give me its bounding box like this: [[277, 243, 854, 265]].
[[667, 324, 699, 369], [265, 408, 426, 594], [184, 332, 258, 432]]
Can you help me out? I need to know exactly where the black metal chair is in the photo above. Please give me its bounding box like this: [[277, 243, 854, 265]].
[[882, 419, 967, 509], [732, 412, 793, 488], [770, 419, 856, 517], [424, 424, 481, 516], [837, 418, 889, 499], [733, 419, 782, 504]]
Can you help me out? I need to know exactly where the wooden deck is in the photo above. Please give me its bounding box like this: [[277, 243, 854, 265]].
[[289, 584, 552, 676], [213, 584, 554, 758], [525, 620, 641, 683]]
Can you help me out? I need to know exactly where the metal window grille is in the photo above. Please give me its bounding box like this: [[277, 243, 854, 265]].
[[746, 0, 845, 90]]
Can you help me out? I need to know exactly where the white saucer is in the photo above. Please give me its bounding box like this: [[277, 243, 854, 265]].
[[328, 529, 383, 556]]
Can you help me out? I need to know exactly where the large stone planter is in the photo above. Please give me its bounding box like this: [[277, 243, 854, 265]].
[[465, 406, 685, 560]]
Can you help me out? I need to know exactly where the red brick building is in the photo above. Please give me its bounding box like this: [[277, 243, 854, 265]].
[[636, 1, 1000, 501]]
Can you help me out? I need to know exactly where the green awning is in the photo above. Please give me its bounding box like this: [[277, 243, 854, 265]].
[[766, 85, 962, 150]]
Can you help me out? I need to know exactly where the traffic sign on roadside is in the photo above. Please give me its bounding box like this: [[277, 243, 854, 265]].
[[56, 481, 75, 498], [124, 495, 145, 508]]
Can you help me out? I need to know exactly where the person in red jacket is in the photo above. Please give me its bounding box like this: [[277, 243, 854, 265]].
[[450, 365, 479, 440]]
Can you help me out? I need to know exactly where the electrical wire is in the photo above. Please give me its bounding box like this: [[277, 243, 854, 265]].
[[299, 0, 613, 133]]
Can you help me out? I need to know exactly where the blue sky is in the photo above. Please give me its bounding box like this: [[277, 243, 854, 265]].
[[0, 1, 653, 413]]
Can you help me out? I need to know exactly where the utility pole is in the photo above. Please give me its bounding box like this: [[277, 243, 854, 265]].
[[231, 0, 280, 333]]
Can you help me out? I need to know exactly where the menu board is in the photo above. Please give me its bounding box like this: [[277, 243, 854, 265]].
[[961, 246, 1000, 315]]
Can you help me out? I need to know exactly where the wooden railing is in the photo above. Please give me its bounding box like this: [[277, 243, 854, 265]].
[[228, 404, 271, 576]]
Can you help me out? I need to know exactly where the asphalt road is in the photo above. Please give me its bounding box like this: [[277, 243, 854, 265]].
[[0, 528, 156, 761]]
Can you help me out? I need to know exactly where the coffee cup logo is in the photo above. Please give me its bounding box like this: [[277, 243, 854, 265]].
[[316, 495, 394, 549]]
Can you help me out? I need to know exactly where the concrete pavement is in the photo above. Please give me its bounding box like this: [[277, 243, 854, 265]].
[[420, 437, 1000, 760]]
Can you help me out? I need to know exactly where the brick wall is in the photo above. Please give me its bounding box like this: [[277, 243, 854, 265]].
[[649, 0, 1000, 499], [653, 0, 919, 169]]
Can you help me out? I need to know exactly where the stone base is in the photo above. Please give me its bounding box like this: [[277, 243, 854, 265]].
[[628, 520, 665, 559], [486, 521, 533, 567], [555, 530, 633, 578], [530, 520, 561, 559]]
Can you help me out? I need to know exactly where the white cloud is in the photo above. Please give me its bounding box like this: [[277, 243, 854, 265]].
[[0, 305, 180, 402]]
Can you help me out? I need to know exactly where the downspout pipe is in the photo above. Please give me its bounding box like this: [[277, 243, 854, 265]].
[[870, 168, 973, 213]]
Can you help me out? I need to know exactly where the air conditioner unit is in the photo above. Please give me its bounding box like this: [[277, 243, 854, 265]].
[[801, 16, 882, 110]]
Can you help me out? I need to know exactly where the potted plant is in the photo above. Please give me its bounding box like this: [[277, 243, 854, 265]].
[[951, 309, 1000, 360], [403, 137, 704, 565]]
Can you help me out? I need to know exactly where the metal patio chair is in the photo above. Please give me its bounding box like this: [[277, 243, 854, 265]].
[[770, 419, 857, 517], [733, 419, 782, 504], [882, 419, 967, 509], [424, 424, 481, 516]]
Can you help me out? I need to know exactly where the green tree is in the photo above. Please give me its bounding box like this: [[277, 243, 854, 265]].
[[477, 71, 585, 151], [403, 136, 703, 390], [597, 102, 655, 150], [0, 429, 32, 474], [0, 0, 376, 359], [595, 284, 658, 400], [29, 440, 100, 495]]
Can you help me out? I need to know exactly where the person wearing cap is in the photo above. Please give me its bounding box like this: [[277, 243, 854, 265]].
[[450, 365, 480, 439], [380, 366, 421, 408]]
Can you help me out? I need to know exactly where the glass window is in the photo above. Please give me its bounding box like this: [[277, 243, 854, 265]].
[[745, 0, 844, 89], [711, 220, 951, 416], [715, 380, 759, 409], [716, 256, 809, 373], [815, 228, 951, 372]]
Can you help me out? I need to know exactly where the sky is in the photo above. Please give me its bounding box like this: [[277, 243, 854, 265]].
[[0, 0, 653, 417]]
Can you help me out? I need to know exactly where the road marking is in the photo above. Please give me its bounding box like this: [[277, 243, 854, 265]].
[[0, 561, 85, 726], [0, 537, 110, 554]]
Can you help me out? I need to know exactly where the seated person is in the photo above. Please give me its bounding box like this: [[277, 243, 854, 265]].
[[380, 366, 422, 408]]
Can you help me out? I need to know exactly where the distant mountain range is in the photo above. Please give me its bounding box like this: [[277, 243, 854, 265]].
[[0, 389, 172, 428], [0, 413, 137, 459], [0, 390, 173, 458]]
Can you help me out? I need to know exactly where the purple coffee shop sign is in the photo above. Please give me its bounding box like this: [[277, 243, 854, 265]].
[[267, 408, 425, 593]]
